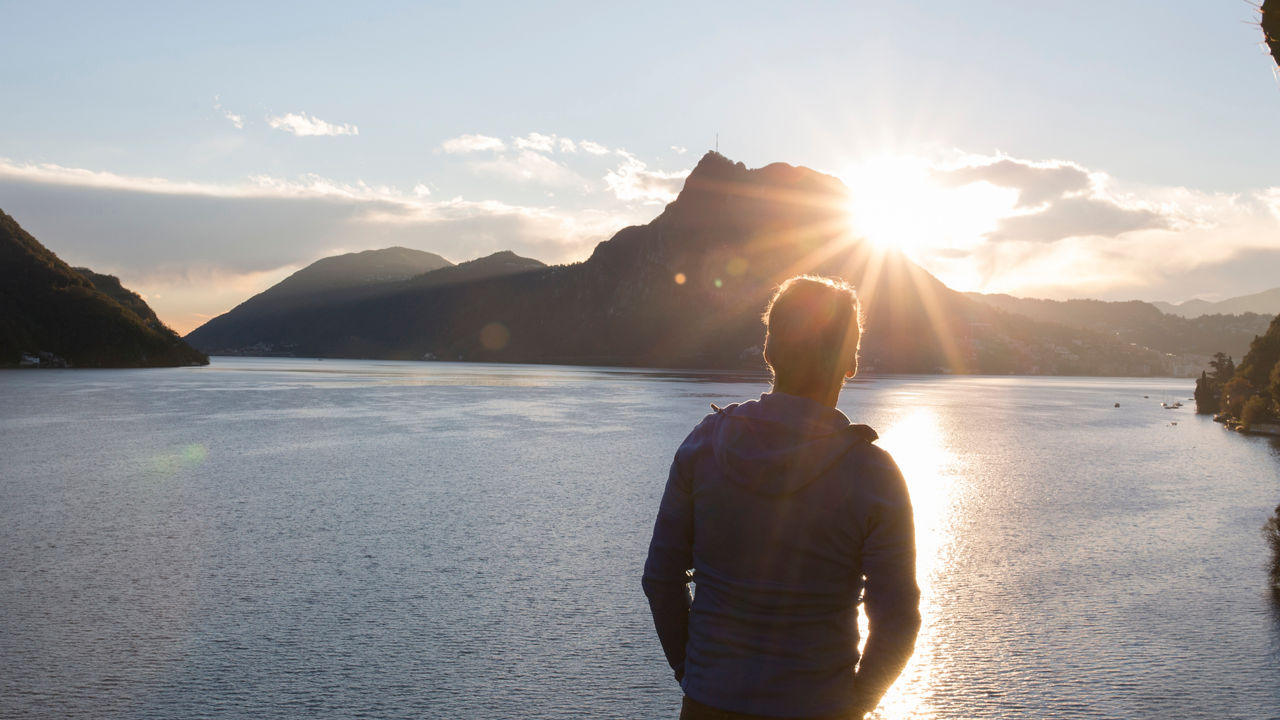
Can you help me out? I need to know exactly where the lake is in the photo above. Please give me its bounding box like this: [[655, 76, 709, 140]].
[[2, 358, 1279, 719]]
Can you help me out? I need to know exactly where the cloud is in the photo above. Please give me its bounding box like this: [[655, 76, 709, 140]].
[[440, 134, 506, 154], [934, 157, 1090, 207], [514, 132, 557, 153], [671, 146, 688, 155], [441, 132, 612, 159], [848, 151, 1280, 304], [930, 153, 1175, 244], [0, 157, 649, 332], [511, 133, 607, 155], [8, 146, 1270, 337], [267, 112, 358, 137], [1263, 187, 1280, 222], [986, 195, 1171, 243], [0, 158, 332, 198], [214, 98, 243, 130], [472, 150, 585, 186], [604, 152, 689, 203]]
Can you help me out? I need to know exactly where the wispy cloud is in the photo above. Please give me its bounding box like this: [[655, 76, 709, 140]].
[[0, 158, 394, 201], [985, 195, 1170, 244], [267, 112, 358, 137], [605, 151, 689, 203], [514, 132, 557, 153], [440, 133, 636, 190], [440, 134, 506, 153], [472, 150, 586, 187], [446, 131, 611, 156], [935, 158, 1091, 207], [0, 157, 649, 332], [213, 98, 244, 130]]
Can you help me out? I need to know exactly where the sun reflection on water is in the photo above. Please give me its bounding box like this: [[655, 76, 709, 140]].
[[868, 408, 965, 720]]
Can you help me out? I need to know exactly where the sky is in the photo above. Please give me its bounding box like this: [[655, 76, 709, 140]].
[[2, 1, 1278, 334]]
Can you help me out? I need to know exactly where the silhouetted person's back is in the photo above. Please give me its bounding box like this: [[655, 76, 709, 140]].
[[643, 276, 921, 719]]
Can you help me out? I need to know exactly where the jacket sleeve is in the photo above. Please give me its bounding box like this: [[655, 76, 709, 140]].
[[641, 454, 695, 682], [851, 455, 922, 712]]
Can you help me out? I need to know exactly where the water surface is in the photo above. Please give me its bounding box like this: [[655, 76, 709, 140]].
[[2, 358, 1278, 719]]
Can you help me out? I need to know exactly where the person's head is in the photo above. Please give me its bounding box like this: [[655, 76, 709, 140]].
[[762, 275, 862, 400]]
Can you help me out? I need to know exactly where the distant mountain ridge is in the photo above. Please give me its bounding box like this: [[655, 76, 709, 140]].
[[0, 209, 208, 368], [1152, 287, 1280, 318], [262, 246, 452, 299], [966, 293, 1273, 362], [220, 246, 454, 321], [187, 249, 546, 354], [187, 152, 1192, 376]]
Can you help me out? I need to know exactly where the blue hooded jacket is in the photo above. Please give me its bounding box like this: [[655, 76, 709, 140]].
[[642, 392, 921, 717]]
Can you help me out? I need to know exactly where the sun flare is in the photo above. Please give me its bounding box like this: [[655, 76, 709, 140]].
[[838, 155, 1017, 262]]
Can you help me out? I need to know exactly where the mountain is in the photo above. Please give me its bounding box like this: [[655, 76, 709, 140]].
[[227, 246, 453, 318], [0, 209, 208, 368], [75, 267, 172, 334], [187, 249, 545, 355], [402, 250, 544, 289], [1152, 287, 1280, 318], [187, 152, 1183, 375], [258, 246, 452, 299], [967, 293, 1272, 363]]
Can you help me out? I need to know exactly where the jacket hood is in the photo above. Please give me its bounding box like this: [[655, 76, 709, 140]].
[[709, 392, 878, 496]]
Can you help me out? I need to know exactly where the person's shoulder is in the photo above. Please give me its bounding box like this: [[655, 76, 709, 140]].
[[852, 439, 897, 467], [840, 432, 903, 479], [674, 400, 749, 455], [697, 398, 755, 429]]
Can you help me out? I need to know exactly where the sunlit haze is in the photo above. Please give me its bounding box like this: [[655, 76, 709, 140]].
[[840, 154, 1018, 267], [1, 2, 1278, 334]]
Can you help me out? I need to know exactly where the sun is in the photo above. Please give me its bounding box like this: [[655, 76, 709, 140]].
[[838, 154, 1014, 261], [839, 155, 937, 256]]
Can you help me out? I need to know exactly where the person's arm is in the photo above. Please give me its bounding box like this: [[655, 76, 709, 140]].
[[851, 459, 922, 713], [641, 456, 695, 682]]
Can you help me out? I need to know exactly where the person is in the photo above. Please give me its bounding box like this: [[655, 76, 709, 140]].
[[642, 275, 921, 719]]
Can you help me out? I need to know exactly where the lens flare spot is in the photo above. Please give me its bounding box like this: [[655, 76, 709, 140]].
[[674, 272, 687, 285], [726, 257, 748, 276], [148, 443, 209, 479], [182, 444, 208, 464], [480, 322, 510, 350], [714, 278, 723, 289]]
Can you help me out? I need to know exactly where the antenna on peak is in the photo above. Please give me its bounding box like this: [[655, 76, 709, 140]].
[[715, 132, 719, 154]]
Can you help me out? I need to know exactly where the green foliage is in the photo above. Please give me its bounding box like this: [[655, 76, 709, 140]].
[[1236, 316, 1280, 391], [1265, 504, 1280, 598], [1204, 314, 1280, 421], [1240, 395, 1272, 430], [1222, 375, 1255, 419], [1194, 370, 1220, 414], [1210, 352, 1235, 383], [1195, 352, 1238, 414], [1271, 360, 1280, 407]]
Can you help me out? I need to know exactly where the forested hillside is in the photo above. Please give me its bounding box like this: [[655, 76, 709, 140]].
[[0, 209, 208, 368]]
